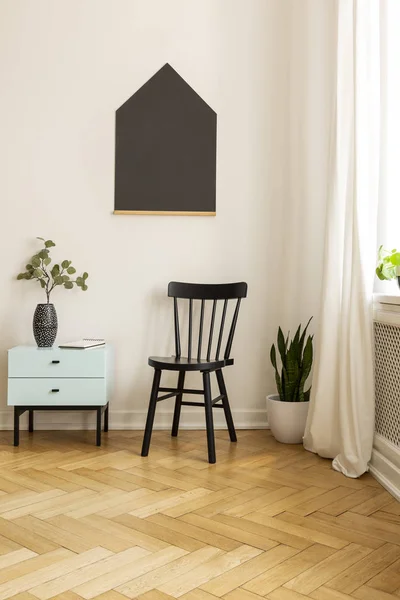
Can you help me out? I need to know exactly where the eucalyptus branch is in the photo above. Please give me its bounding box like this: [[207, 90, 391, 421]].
[[39, 258, 52, 302], [17, 238, 89, 303]]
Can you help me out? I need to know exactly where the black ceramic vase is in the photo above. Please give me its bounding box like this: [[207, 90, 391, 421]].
[[33, 303, 58, 347]]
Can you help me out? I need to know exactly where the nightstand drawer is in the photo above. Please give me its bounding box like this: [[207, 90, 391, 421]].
[[8, 347, 106, 378], [8, 378, 107, 406]]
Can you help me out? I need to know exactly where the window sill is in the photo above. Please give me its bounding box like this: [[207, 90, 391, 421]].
[[373, 293, 400, 306]]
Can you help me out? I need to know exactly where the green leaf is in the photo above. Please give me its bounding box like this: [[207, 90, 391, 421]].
[[64, 281, 74, 289], [377, 245, 385, 260], [31, 256, 41, 268], [17, 273, 25, 280], [270, 344, 277, 370], [43, 257, 51, 266], [36, 237, 45, 241], [45, 240, 55, 248], [277, 327, 287, 368], [390, 252, 400, 266], [382, 263, 397, 280], [38, 249, 49, 259], [62, 275, 70, 282], [284, 341, 300, 401], [292, 325, 301, 364], [67, 266, 76, 274], [25, 264, 33, 271], [270, 344, 283, 401], [76, 277, 83, 287], [298, 317, 313, 363], [82, 272, 88, 280], [54, 275, 64, 285], [40, 279, 46, 288], [81, 284, 88, 291], [376, 265, 385, 280], [299, 336, 313, 401], [33, 268, 43, 278], [61, 260, 70, 269], [51, 264, 60, 277]]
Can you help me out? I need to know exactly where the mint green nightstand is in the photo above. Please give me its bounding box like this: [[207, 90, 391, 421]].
[[7, 345, 112, 446]]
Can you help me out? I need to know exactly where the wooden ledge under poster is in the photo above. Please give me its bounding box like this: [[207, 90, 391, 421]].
[[114, 63, 217, 216]]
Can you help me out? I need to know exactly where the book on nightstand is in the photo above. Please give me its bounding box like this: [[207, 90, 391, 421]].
[[58, 339, 105, 349]]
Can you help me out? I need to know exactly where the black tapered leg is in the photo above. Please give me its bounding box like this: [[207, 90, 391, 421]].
[[14, 408, 20, 447], [96, 408, 102, 446], [171, 371, 186, 437], [104, 404, 109, 432], [141, 369, 162, 457], [28, 410, 34, 433], [216, 369, 237, 442], [203, 371, 216, 464]]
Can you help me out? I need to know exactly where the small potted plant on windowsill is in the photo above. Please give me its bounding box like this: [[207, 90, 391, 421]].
[[268, 319, 313, 444], [17, 238, 89, 348], [376, 246, 400, 289]]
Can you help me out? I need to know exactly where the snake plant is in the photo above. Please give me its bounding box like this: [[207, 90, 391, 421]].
[[270, 319, 313, 402]]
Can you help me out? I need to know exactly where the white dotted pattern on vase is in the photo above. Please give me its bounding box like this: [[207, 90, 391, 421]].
[[374, 321, 400, 447]]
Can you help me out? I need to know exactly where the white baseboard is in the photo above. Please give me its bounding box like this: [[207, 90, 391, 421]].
[[0, 409, 269, 431], [369, 434, 400, 502]]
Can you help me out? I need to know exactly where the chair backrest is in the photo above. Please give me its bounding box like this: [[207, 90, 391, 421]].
[[168, 282, 248, 361]]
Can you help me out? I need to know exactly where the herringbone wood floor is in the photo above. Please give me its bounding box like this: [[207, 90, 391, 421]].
[[0, 429, 397, 600]]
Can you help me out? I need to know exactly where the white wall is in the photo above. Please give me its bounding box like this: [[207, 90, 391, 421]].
[[0, 0, 293, 429], [273, 0, 335, 335]]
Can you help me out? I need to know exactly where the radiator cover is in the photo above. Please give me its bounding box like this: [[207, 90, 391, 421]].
[[374, 321, 400, 447]]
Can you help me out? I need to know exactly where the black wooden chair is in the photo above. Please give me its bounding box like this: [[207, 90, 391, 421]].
[[141, 281, 248, 463]]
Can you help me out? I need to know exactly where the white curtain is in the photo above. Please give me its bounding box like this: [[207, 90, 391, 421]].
[[303, 0, 381, 477], [377, 0, 400, 256]]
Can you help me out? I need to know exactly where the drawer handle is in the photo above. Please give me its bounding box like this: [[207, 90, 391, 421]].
[[51, 360, 60, 364], [51, 389, 60, 393]]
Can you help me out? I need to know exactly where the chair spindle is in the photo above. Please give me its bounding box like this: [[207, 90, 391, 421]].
[[215, 299, 228, 360], [207, 300, 217, 361], [174, 297, 181, 358], [197, 299, 205, 360], [188, 298, 193, 360]]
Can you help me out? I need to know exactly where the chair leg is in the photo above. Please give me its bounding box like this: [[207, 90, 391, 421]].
[[141, 369, 162, 457], [203, 371, 216, 464], [171, 371, 185, 437], [216, 369, 237, 442]]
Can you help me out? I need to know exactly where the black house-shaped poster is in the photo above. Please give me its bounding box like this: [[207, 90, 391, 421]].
[[114, 64, 217, 216]]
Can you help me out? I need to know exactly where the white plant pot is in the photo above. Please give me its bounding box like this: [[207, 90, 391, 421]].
[[266, 394, 309, 444]]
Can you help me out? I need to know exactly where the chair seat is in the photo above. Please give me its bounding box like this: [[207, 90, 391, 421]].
[[148, 356, 234, 372]]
